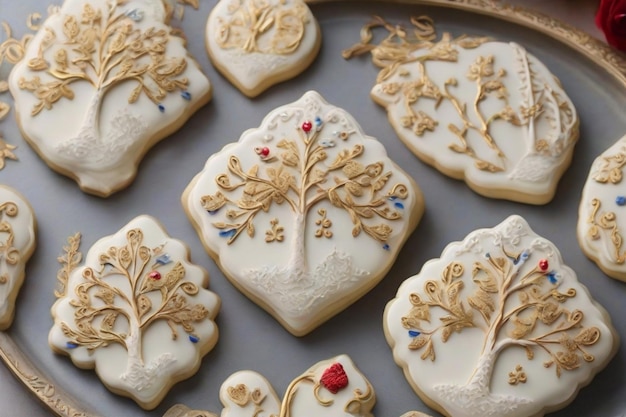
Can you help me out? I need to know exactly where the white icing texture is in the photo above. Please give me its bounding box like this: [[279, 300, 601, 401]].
[[9, 0, 211, 197], [183, 90, 423, 335], [206, 0, 320, 97], [577, 134, 626, 281], [370, 39, 578, 204], [48, 215, 220, 410], [384, 215, 618, 417], [219, 355, 375, 417], [0, 186, 36, 330]]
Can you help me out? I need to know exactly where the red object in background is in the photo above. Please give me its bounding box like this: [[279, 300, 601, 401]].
[[596, 0, 626, 51]]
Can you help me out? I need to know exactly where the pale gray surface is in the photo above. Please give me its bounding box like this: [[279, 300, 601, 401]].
[[0, 0, 625, 416]]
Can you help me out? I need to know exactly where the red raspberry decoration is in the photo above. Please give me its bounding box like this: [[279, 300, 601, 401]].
[[302, 121, 312, 132], [320, 363, 348, 394], [149, 271, 162, 280], [260, 147, 270, 157], [538, 259, 549, 272]]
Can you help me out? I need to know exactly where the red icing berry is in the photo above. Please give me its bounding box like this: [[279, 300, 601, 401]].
[[302, 121, 312, 132], [149, 271, 162, 280], [538, 259, 549, 272], [320, 363, 348, 394], [260, 147, 270, 157]]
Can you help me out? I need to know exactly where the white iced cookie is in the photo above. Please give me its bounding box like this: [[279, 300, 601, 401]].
[[384, 215, 618, 417], [206, 0, 321, 97], [0, 185, 36, 330], [9, 0, 211, 197], [49, 215, 220, 410], [183, 90, 424, 336], [370, 36, 578, 204], [578, 134, 626, 281], [219, 355, 375, 417]]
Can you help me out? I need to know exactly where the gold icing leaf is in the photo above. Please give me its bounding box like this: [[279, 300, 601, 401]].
[[227, 384, 250, 406], [56, 233, 82, 298]]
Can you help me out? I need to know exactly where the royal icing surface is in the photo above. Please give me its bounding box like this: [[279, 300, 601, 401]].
[[578, 134, 626, 281], [183, 90, 423, 336], [205, 0, 320, 97], [370, 36, 578, 204], [0, 185, 36, 330], [49, 215, 220, 410], [219, 355, 375, 417], [384, 215, 617, 417], [9, 0, 211, 197]]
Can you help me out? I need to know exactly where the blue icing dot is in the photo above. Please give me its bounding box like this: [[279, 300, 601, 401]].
[[158, 104, 165, 113], [616, 196, 626, 206], [382, 243, 390, 251], [548, 273, 558, 284], [394, 201, 404, 209], [408, 330, 421, 337], [156, 254, 171, 265], [181, 91, 192, 101], [189, 335, 199, 343], [66, 342, 78, 349], [314, 116, 322, 126], [388, 196, 398, 201], [219, 229, 237, 238]]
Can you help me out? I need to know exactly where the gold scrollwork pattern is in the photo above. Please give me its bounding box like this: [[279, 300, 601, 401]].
[[508, 365, 527, 385], [0, 201, 19, 285], [587, 198, 626, 264], [592, 149, 626, 184], [216, 0, 309, 54]]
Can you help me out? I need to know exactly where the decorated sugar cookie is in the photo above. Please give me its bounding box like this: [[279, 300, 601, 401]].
[[220, 355, 375, 416], [183, 90, 424, 336], [49, 215, 220, 410], [384, 215, 618, 417], [345, 19, 578, 204], [9, 0, 212, 197], [0, 185, 36, 330], [205, 0, 321, 97], [578, 134, 626, 281]]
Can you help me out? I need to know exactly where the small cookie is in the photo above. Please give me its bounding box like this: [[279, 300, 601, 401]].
[[578, 134, 626, 281], [49, 215, 220, 410], [205, 0, 321, 97], [183, 90, 424, 336], [219, 355, 375, 416], [367, 31, 578, 204], [0, 185, 36, 330], [9, 0, 212, 197], [384, 215, 618, 417]]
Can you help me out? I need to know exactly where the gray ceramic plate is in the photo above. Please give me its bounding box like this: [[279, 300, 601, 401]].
[[1, 0, 625, 416]]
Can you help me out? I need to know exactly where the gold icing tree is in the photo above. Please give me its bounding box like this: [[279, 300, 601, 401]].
[[402, 238, 601, 414], [17, 0, 189, 152]]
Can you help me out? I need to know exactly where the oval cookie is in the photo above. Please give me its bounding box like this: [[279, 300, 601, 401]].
[[384, 215, 618, 417], [49, 215, 220, 409], [183, 90, 424, 336]]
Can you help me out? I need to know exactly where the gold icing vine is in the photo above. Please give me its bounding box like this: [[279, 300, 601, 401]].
[[216, 0, 309, 54], [587, 198, 626, 264], [0, 201, 19, 285], [402, 245, 600, 381]]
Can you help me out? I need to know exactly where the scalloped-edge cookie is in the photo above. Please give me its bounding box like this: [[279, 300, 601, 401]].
[[205, 0, 321, 97], [9, 0, 212, 197], [220, 355, 375, 416], [183, 90, 424, 336], [370, 35, 578, 205], [384, 215, 618, 417], [0, 185, 36, 330], [49, 215, 220, 410], [577, 133, 626, 281]]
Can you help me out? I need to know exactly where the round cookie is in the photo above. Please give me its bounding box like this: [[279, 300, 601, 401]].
[[183, 90, 424, 336], [205, 0, 321, 97], [49, 215, 221, 410], [9, 0, 212, 197], [0, 185, 36, 330], [384, 215, 618, 417]]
